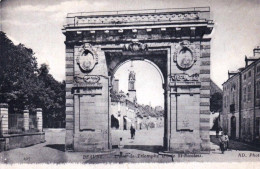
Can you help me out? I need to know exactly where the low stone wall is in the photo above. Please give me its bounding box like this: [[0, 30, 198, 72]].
[[0, 132, 45, 151]]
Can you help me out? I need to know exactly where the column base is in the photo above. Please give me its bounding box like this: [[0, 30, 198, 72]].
[[73, 132, 111, 152], [168, 134, 202, 153]]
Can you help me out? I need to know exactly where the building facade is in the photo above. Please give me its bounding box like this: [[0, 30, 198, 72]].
[[63, 7, 213, 152], [222, 46, 260, 142]]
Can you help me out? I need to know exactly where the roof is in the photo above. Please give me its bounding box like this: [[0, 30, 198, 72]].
[[210, 79, 222, 95]]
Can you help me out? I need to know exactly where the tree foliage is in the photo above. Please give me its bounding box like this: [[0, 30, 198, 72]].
[[0, 31, 65, 128], [210, 92, 223, 112]]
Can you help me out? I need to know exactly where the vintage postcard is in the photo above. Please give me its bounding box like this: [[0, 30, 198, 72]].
[[0, 0, 260, 168]]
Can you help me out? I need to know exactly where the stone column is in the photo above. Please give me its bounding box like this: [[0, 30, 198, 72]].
[[65, 45, 74, 151], [199, 41, 212, 152], [36, 108, 43, 132], [23, 109, 29, 131], [0, 103, 9, 134]]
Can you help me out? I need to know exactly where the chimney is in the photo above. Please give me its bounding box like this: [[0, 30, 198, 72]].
[[254, 46, 260, 57]]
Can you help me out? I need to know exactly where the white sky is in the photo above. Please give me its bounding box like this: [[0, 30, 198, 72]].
[[1, 0, 260, 107], [114, 61, 164, 108]]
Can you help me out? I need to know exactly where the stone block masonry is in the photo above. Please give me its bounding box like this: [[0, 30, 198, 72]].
[[0, 103, 9, 134], [23, 110, 29, 131], [36, 108, 43, 132], [62, 7, 214, 153]]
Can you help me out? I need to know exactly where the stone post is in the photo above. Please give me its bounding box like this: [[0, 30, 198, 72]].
[[23, 109, 29, 131], [36, 108, 43, 132], [0, 103, 9, 134]]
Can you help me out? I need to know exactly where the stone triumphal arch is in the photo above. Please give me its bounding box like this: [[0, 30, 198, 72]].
[[62, 7, 214, 153]]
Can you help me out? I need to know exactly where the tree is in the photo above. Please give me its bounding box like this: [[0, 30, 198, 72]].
[[210, 92, 223, 112], [38, 64, 65, 128], [211, 116, 219, 130], [0, 32, 40, 113], [0, 31, 65, 128]]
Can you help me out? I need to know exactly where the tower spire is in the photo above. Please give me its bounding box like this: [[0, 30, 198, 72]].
[[128, 61, 137, 103]]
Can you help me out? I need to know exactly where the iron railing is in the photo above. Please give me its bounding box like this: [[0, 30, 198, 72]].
[[29, 114, 37, 131], [7, 114, 40, 134], [8, 114, 24, 134]]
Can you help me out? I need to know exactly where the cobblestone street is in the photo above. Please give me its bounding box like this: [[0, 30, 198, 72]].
[[1, 129, 260, 163]]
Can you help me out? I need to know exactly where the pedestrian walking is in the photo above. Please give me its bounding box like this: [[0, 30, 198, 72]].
[[216, 126, 220, 138], [219, 132, 229, 154], [133, 127, 136, 139], [130, 125, 134, 139]]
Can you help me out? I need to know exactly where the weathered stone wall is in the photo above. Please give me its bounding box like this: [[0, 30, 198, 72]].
[[199, 40, 211, 152], [241, 65, 255, 141], [70, 45, 111, 152], [222, 73, 240, 139], [0, 132, 45, 151], [65, 46, 74, 151]]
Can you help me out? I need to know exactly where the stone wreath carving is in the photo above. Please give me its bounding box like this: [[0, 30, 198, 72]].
[[170, 73, 199, 82], [123, 42, 148, 52], [76, 43, 98, 73]]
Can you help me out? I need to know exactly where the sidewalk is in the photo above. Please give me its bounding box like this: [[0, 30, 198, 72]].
[[210, 135, 260, 152]]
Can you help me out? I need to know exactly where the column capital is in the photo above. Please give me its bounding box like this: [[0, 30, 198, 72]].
[[23, 109, 29, 113], [0, 103, 8, 108], [36, 108, 42, 112]]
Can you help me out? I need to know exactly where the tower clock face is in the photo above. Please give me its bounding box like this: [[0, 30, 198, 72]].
[[177, 48, 194, 69], [78, 50, 95, 71]]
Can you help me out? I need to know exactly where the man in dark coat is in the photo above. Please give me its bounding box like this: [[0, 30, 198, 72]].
[[130, 125, 135, 139]]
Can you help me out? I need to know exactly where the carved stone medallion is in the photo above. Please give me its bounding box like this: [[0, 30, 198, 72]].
[[176, 47, 194, 69], [76, 44, 98, 72], [173, 40, 198, 70]]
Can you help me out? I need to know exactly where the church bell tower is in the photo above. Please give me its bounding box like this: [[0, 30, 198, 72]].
[[128, 70, 137, 103]]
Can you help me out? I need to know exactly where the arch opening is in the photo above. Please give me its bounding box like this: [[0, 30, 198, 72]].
[[109, 60, 166, 149]]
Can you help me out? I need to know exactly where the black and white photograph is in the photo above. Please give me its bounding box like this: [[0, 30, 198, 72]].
[[0, 0, 260, 168]]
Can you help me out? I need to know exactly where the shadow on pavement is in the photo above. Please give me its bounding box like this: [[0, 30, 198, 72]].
[[45, 144, 65, 152]]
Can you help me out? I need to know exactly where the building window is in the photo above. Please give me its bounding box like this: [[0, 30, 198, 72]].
[[227, 95, 229, 106], [248, 84, 252, 102], [248, 71, 251, 78], [223, 96, 226, 108], [243, 87, 247, 102], [232, 92, 235, 104], [247, 118, 251, 135], [231, 84, 236, 104], [244, 74, 246, 80], [257, 65, 260, 73], [242, 118, 246, 135], [257, 81, 260, 99]]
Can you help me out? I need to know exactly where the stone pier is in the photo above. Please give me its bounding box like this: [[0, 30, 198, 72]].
[[0, 103, 9, 135], [36, 108, 43, 132], [23, 109, 29, 131]]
